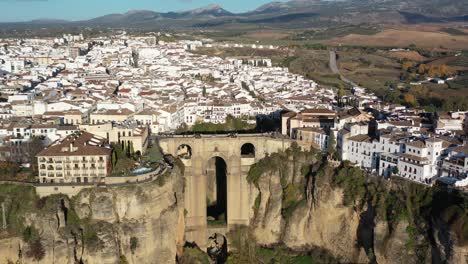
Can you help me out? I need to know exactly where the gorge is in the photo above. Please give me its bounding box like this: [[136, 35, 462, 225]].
[[0, 142, 466, 264]]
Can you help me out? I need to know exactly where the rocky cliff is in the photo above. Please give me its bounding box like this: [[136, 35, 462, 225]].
[[0, 147, 466, 264], [246, 146, 467, 264], [0, 164, 185, 264]]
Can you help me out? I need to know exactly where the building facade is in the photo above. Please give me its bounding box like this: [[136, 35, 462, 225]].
[[37, 131, 111, 184]]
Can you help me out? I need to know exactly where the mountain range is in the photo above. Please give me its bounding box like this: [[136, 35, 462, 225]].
[[1, 0, 467, 30]]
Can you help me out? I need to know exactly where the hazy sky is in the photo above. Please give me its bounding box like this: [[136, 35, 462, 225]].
[[0, 0, 288, 22]]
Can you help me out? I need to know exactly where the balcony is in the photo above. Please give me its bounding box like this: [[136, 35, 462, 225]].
[[98, 167, 105, 170]]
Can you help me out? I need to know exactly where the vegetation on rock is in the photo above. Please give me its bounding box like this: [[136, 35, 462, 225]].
[[178, 245, 210, 264], [227, 226, 339, 264], [248, 147, 468, 263]]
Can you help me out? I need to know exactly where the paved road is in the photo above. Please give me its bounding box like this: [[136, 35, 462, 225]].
[[329, 50, 358, 87]]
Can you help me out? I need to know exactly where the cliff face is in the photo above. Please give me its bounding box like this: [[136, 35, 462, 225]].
[[0, 148, 466, 264], [247, 148, 467, 264], [0, 166, 185, 264]]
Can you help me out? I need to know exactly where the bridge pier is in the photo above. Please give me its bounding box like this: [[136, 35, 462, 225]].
[[158, 135, 293, 248]]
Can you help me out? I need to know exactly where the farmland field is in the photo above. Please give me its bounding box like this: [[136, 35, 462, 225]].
[[329, 29, 468, 50]]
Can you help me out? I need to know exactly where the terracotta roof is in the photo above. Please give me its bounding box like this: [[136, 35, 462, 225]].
[[349, 134, 372, 142], [301, 108, 336, 115], [407, 140, 426, 148], [37, 131, 111, 157]]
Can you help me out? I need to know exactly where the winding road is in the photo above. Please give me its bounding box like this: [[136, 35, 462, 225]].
[[329, 50, 358, 87]]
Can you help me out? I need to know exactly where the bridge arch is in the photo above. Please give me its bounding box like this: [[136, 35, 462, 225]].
[[240, 143, 256, 158], [205, 156, 228, 225]]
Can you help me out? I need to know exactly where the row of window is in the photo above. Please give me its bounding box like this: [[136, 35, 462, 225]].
[[40, 157, 105, 163], [41, 164, 106, 170]]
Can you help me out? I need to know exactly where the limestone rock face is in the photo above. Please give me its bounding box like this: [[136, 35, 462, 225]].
[[248, 155, 467, 264], [374, 220, 416, 264], [252, 171, 284, 244], [0, 167, 185, 264]]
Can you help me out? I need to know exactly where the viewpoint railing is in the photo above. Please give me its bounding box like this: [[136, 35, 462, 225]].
[[33, 164, 169, 189]]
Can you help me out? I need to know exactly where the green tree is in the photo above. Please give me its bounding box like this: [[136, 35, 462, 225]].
[[111, 151, 117, 167], [122, 143, 128, 158], [129, 142, 135, 158]]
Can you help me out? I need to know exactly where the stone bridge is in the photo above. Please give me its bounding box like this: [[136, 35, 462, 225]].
[[158, 134, 293, 247]]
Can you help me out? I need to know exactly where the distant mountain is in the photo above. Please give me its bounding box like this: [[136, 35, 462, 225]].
[[29, 18, 69, 24], [85, 10, 163, 26], [181, 4, 233, 17], [1, 0, 467, 30]]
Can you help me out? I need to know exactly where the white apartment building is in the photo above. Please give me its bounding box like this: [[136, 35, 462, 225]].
[[441, 145, 468, 179], [37, 131, 111, 184], [379, 138, 445, 184]]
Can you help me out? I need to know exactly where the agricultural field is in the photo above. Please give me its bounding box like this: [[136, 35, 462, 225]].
[[329, 29, 468, 50], [288, 24, 381, 41], [337, 49, 403, 89], [447, 52, 468, 69], [386, 51, 428, 62]]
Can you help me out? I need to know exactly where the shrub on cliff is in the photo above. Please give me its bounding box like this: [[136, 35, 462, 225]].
[[130, 237, 139, 254], [333, 164, 367, 207], [22, 225, 40, 244], [26, 239, 45, 261], [179, 246, 210, 264]]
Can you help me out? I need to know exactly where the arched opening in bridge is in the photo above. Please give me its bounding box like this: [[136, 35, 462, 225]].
[[241, 143, 255, 158], [176, 144, 192, 159], [206, 156, 227, 225]]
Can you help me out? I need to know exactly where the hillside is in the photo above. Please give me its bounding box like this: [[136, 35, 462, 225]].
[[1, 0, 467, 31]]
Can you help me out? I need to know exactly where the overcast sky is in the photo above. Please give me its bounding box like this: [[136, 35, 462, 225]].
[[0, 0, 289, 22]]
